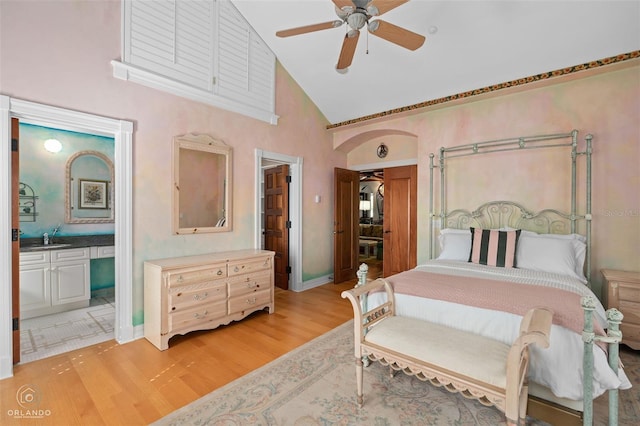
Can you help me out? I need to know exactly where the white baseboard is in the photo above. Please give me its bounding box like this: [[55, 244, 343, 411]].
[[294, 275, 333, 292]]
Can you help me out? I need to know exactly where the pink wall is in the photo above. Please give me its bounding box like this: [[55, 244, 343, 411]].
[[331, 63, 640, 297], [1, 1, 345, 323]]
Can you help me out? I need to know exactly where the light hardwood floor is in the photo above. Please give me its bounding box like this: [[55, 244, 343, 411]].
[[1, 275, 366, 425]]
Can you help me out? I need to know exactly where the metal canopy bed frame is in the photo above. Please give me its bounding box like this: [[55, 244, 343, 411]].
[[421, 130, 623, 425]]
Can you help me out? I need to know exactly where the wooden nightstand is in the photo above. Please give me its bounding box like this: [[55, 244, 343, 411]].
[[602, 269, 640, 350]]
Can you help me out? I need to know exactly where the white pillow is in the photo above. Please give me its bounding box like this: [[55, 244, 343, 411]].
[[517, 232, 587, 282], [437, 229, 471, 261]]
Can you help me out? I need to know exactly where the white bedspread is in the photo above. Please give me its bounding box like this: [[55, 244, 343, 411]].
[[366, 260, 631, 401]]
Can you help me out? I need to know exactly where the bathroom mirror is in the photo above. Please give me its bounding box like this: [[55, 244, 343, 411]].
[[173, 133, 232, 234], [65, 150, 114, 224]]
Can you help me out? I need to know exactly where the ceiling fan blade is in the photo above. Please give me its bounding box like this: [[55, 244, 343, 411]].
[[332, 0, 354, 10], [372, 0, 410, 15], [336, 31, 360, 70], [276, 20, 343, 38], [368, 20, 425, 50]]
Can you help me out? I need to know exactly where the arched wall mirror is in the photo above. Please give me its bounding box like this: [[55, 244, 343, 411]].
[[65, 150, 114, 223], [173, 133, 232, 234]]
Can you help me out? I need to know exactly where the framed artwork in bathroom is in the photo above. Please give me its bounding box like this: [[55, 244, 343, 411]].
[[79, 179, 109, 209]]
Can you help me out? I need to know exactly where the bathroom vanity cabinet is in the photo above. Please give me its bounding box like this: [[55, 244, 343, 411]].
[[19, 247, 91, 319], [144, 249, 275, 350]]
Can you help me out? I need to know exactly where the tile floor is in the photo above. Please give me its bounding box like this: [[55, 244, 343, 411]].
[[19, 288, 115, 364]]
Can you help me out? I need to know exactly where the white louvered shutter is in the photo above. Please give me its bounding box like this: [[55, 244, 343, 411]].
[[124, 0, 215, 92], [215, 0, 275, 114]]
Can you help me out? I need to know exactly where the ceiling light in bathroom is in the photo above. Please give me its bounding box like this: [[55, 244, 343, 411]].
[[44, 138, 62, 153]]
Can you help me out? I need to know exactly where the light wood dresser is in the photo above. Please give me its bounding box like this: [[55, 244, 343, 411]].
[[602, 269, 640, 350], [144, 249, 275, 350]]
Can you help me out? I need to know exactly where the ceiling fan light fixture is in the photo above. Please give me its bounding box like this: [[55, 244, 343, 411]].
[[368, 20, 379, 32], [346, 29, 359, 38], [335, 5, 353, 20], [347, 12, 367, 30], [366, 5, 379, 17], [336, 66, 349, 74]]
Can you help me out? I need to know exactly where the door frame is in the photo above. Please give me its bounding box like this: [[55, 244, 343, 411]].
[[254, 149, 303, 291], [351, 158, 418, 270], [0, 95, 134, 379]]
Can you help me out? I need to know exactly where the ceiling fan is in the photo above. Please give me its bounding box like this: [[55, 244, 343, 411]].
[[276, 0, 425, 71]]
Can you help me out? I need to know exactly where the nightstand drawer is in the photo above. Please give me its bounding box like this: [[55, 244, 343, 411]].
[[619, 300, 640, 324], [618, 285, 640, 304], [620, 322, 640, 350]]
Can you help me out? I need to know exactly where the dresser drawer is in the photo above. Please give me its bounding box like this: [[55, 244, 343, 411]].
[[167, 265, 226, 287], [228, 256, 272, 277], [168, 281, 227, 313], [228, 270, 272, 298], [169, 301, 227, 331], [228, 289, 271, 314]]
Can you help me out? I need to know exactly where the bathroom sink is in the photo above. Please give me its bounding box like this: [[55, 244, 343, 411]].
[[21, 243, 72, 252]]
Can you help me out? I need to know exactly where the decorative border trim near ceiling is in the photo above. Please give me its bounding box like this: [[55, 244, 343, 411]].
[[327, 50, 640, 130]]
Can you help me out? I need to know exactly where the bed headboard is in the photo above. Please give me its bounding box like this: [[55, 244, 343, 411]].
[[445, 201, 575, 234], [429, 130, 594, 286]]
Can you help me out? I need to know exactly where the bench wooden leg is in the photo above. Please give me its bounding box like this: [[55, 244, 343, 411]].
[[356, 357, 364, 407], [518, 383, 528, 426]]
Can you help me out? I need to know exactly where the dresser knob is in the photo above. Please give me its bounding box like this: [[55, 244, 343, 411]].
[[246, 297, 257, 305], [217, 270, 223, 276], [177, 275, 183, 282], [234, 266, 239, 272]]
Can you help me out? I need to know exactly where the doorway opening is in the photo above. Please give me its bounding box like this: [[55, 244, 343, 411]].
[[17, 123, 116, 364], [358, 170, 384, 277], [254, 150, 303, 291], [0, 95, 133, 379]]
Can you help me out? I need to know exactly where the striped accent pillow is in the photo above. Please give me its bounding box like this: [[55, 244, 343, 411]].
[[469, 228, 521, 268]]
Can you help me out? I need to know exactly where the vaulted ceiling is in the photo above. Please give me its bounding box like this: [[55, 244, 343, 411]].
[[232, 1, 640, 125]]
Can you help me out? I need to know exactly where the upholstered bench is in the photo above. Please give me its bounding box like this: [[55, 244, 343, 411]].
[[341, 278, 553, 426]]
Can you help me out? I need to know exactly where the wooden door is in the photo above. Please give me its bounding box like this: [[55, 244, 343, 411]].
[[383, 165, 417, 277], [333, 168, 359, 284], [11, 117, 20, 363], [264, 165, 289, 290]]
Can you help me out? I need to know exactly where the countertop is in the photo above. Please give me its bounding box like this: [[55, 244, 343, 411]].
[[20, 235, 115, 252]]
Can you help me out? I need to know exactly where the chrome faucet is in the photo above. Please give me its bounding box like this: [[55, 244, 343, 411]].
[[50, 224, 61, 244]]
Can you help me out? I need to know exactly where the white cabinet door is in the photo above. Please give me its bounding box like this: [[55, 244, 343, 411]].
[[19, 263, 51, 314], [51, 260, 90, 306]]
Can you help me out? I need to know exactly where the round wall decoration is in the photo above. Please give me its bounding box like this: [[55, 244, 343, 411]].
[[376, 143, 388, 158]]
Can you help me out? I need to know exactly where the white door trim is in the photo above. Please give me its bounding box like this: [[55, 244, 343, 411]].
[[0, 95, 134, 379], [254, 150, 303, 292]]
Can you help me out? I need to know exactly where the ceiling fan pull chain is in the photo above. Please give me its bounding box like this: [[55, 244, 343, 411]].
[[366, 29, 369, 55]]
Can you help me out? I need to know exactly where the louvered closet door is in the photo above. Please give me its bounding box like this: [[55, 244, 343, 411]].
[[216, 0, 275, 113], [124, 0, 214, 91]]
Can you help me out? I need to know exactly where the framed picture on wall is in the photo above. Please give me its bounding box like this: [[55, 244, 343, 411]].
[[79, 179, 109, 209]]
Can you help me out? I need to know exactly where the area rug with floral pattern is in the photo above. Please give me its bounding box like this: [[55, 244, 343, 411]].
[[154, 321, 638, 426]]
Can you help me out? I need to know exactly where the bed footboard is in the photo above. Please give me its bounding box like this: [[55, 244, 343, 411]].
[[581, 296, 623, 426]]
